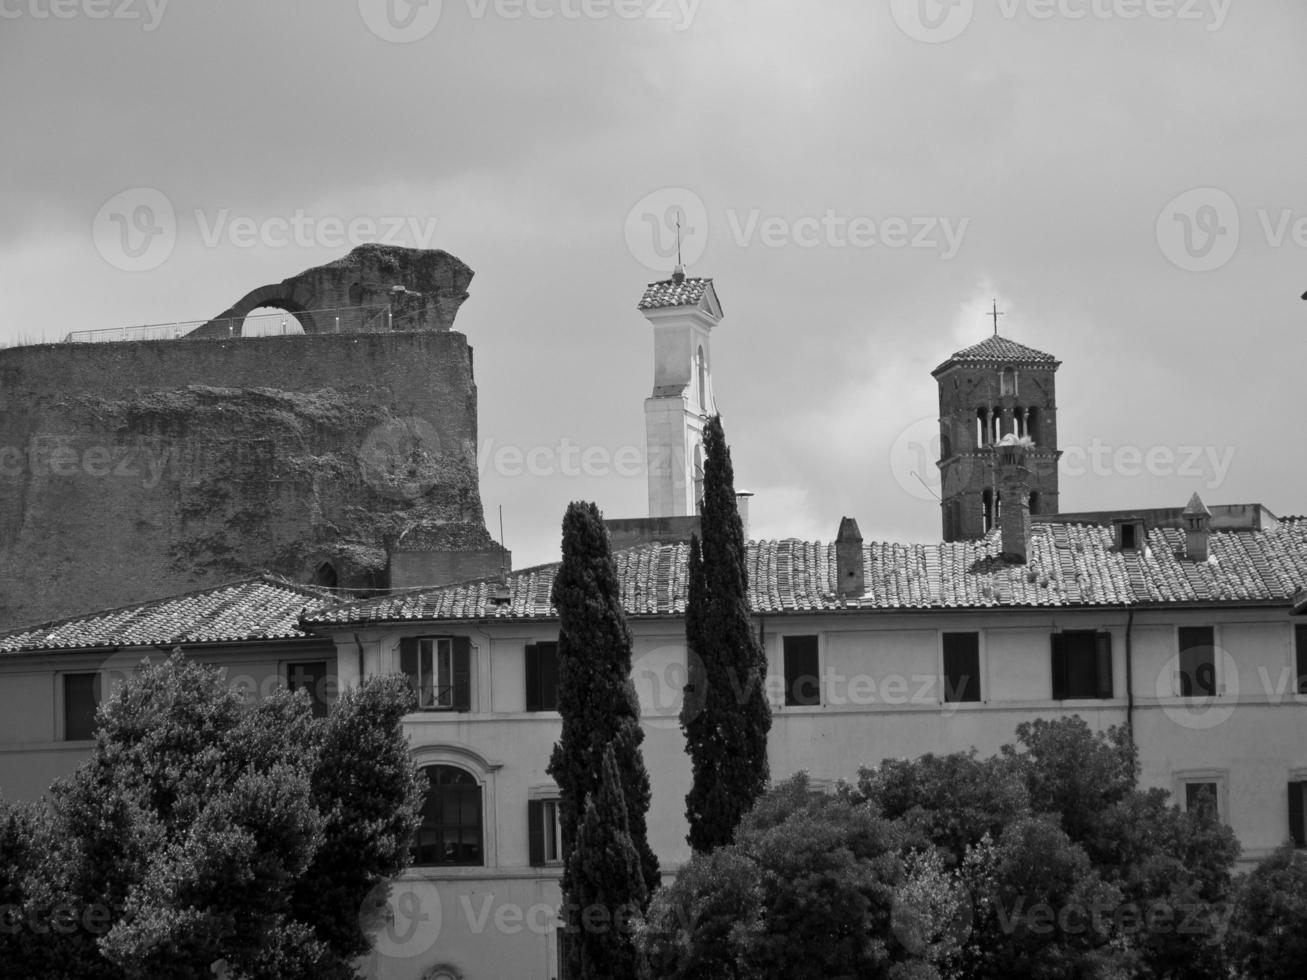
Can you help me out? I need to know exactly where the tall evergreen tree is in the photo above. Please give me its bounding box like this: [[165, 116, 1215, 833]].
[[548, 502, 659, 975], [682, 415, 772, 852], [566, 744, 649, 979]]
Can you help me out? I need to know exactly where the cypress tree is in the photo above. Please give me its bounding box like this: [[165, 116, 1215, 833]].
[[681, 415, 772, 852], [547, 502, 659, 975], [566, 744, 649, 979]]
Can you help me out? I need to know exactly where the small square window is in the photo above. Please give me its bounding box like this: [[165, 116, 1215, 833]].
[[1175, 772, 1226, 822]]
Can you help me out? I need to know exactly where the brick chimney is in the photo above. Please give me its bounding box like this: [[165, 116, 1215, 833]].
[[996, 435, 1031, 564], [835, 517, 864, 597], [1183, 492, 1212, 562], [736, 490, 753, 541]]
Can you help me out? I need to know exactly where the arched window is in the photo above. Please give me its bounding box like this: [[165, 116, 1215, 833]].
[[1029, 491, 1041, 516], [313, 561, 338, 588], [413, 765, 483, 867], [1027, 407, 1041, 444]]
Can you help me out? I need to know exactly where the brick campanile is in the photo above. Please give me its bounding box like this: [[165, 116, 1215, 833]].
[[932, 334, 1061, 542]]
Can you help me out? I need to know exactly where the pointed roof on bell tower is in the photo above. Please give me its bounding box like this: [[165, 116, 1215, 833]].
[[932, 335, 1059, 376], [637, 274, 723, 318]]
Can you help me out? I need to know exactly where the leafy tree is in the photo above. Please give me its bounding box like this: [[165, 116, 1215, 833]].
[[642, 773, 914, 980], [681, 415, 771, 852], [853, 750, 1029, 866], [638, 846, 761, 980], [291, 675, 425, 960], [1224, 843, 1307, 979], [0, 652, 422, 980], [548, 502, 659, 976], [1002, 717, 1238, 980], [567, 745, 649, 980], [961, 817, 1122, 980]]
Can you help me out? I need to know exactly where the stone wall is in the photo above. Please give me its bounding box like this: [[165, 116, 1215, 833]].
[[0, 331, 492, 628]]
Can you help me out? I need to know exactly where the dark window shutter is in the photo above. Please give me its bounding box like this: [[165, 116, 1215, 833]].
[[452, 637, 472, 712], [1290, 782, 1306, 849], [1296, 625, 1307, 695], [64, 673, 100, 741], [528, 799, 545, 866], [538, 641, 559, 712], [783, 636, 820, 707], [400, 637, 419, 693], [525, 644, 541, 712], [1051, 633, 1068, 700], [943, 633, 981, 703], [1095, 632, 1114, 699]]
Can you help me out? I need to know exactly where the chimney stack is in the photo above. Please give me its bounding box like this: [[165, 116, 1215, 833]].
[[835, 517, 864, 597], [996, 435, 1031, 564], [1183, 492, 1212, 562], [735, 490, 753, 541]]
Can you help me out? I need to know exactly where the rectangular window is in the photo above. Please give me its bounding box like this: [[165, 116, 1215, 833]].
[[1051, 631, 1113, 700], [1295, 625, 1307, 696], [286, 661, 329, 718], [1184, 781, 1219, 819], [1178, 627, 1217, 697], [528, 797, 563, 866], [63, 673, 101, 741], [1290, 782, 1307, 849], [783, 635, 820, 707], [525, 641, 560, 712], [942, 632, 981, 703], [400, 637, 471, 711]]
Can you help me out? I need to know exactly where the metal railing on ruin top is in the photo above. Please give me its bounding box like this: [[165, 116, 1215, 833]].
[[62, 305, 396, 344]]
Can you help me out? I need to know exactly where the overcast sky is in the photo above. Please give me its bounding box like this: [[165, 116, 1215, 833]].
[[2, 0, 1304, 570]]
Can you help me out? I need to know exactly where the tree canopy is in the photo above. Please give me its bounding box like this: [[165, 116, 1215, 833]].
[[0, 651, 423, 980]]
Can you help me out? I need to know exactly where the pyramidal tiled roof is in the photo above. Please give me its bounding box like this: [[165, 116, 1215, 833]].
[[0, 575, 335, 655], [637, 276, 714, 311], [937, 334, 1058, 370], [303, 519, 1307, 627]]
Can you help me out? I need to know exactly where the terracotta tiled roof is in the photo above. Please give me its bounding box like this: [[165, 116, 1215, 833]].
[[936, 334, 1058, 370], [303, 519, 1307, 627], [0, 576, 335, 654], [637, 276, 714, 311]]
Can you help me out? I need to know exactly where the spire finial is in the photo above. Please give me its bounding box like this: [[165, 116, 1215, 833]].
[[988, 299, 1004, 337]]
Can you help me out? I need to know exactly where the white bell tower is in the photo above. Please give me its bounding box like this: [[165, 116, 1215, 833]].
[[636, 267, 723, 517]]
